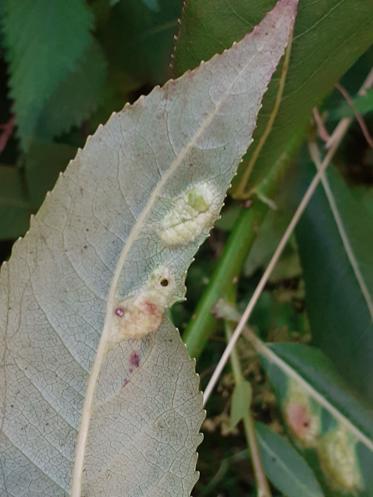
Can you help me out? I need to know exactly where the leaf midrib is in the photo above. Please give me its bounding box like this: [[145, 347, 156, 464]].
[[321, 171, 373, 319]]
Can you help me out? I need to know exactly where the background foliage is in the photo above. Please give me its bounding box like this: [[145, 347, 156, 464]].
[[0, 1, 372, 496]]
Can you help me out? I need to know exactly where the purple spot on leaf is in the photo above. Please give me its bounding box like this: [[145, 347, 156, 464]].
[[129, 351, 140, 368]]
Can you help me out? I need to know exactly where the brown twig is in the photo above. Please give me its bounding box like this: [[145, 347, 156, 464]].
[[0, 116, 15, 154], [312, 108, 331, 143], [335, 82, 373, 148], [326, 68, 373, 149]]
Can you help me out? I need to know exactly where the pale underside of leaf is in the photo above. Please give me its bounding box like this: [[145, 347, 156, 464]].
[[0, 1, 297, 496]]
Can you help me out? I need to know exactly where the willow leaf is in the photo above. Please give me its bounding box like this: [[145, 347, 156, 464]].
[[261, 342, 373, 496], [256, 422, 324, 497], [297, 164, 373, 403], [0, 1, 297, 495]]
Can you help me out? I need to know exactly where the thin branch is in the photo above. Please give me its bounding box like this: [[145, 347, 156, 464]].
[[244, 416, 272, 497], [224, 291, 272, 497], [308, 141, 373, 319], [312, 108, 331, 143], [0, 117, 15, 154], [326, 68, 373, 149], [335, 83, 373, 148], [203, 128, 348, 405]]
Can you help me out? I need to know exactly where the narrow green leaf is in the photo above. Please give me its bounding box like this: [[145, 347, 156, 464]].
[[1, 0, 94, 147], [243, 188, 297, 278], [256, 421, 324, 497], [142, 0, 160, 12], [296, 164, 373, 403], [174, 0, 373, 190], [102, 0, 182, 85], [332, 89, 373, 119], [261, 341, 373, 496], [0, 166, 30, 239], [230, 380, 252, 429], [266, 343, 373, 446]]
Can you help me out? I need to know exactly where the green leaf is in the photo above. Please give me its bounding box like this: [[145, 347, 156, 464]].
[[256, 421, 324, 497], [266, 343, 373, 445], [102, 0, 182, 85], [0, 1, 297, 493], [332, 89, 373, 119], [0, 166, 30, 239], [260, 341, 373, 496], [142, 0, 160, 12], [35, 42, 107, 140], [243, 185, 298, 279], [173, 0, 373, 191], [230, 380, 252, 429], [357, 187, 373, 218], [244, 208, 290, 278], [24, 141, 76, 209], [1, 0, 94, 147], [296, 164, 373, 404]]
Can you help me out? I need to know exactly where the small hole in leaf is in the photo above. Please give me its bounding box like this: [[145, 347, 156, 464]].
[[115, 307, 125, 317], [160, 278, 169, 287]]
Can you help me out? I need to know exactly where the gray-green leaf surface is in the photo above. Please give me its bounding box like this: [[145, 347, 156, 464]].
[[0, 1, 297, 495]]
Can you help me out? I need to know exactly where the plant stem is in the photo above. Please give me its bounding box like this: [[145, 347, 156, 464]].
[[326, 68, 373, 149], [243, 415, 272, 497], [184, 201, 268, 358], [225, 306, 272, 497], [183, 150, 292, 359]]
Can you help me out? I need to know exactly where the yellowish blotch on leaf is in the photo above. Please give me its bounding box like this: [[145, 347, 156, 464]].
[[110, 267, 175, 342], [318, 425, 363, 493], [159, 182, 219, 246]]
